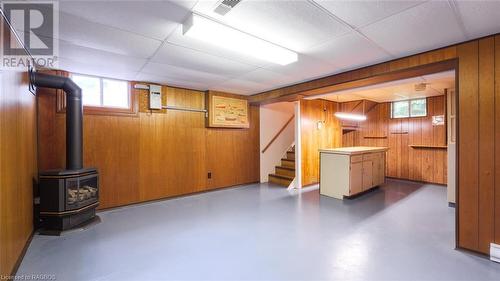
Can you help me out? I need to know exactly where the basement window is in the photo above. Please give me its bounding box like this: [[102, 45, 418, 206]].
[[391, 98, 427, 118], [71, 74, 130, 109]]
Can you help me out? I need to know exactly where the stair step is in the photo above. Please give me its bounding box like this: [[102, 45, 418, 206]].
[[269, 173, 294, 187], [286, 151, 295, 160], [281, 158, 295, 168], [275, 166, 295, 177]]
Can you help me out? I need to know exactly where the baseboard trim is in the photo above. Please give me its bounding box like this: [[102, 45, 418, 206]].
[[10, 230, 34, 277], [97, 180, 260, 212], [384, 177, 447, 186]]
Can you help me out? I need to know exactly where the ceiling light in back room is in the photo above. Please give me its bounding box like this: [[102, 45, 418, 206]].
[[183, 13, 298, 66], [334, 112, 367, 121]]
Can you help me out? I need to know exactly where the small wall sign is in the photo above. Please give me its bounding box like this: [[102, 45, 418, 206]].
[[432, 115, 445, 126]]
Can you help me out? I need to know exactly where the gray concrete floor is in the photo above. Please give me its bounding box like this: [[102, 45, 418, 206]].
[[18, 179, 500, 280]]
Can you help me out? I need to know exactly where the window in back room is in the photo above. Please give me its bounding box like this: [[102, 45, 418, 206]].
[[71, 74, 130, 109], [391, 98, 427, 118]]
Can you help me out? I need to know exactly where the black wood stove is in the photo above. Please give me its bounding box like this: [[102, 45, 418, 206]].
[[31, 71, 99, 232]]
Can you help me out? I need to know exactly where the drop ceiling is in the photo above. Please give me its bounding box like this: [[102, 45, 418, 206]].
[[318, 70, 455, 103], [23, 0, 500, 94]]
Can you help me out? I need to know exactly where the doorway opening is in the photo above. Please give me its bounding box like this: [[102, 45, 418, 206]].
[[295, 68, 457, 246]]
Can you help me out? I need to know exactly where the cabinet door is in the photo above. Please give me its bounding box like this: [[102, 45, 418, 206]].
[[372, 156, 383, 186], [378, 154, 386, 185], [362, 160, 373, 190], [349, 162, 363, 195]]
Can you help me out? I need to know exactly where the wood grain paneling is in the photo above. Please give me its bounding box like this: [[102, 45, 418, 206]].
[[38, 79, 260, 209], [495, 35, 500, 245], [478, 37, 495, 253], [0, 71, 37, 275], [252, 34, 500, 254], [300, 99, 342, 186], [342, 97, 447, 185], [249, 51, 457, 104], [458, 41, 480, 251], [35, 33, 500, 256]]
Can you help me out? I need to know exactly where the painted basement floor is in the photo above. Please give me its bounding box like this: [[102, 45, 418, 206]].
[[18, 179, 500, 281]]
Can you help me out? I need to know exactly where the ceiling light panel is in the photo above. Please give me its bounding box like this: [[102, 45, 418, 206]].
[[183, 13, 298, 65], [334, 112, 367, 121]]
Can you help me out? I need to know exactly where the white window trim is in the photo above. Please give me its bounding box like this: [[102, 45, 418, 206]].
[[70, 73, 130, 109], [391, 98, 427, 119]]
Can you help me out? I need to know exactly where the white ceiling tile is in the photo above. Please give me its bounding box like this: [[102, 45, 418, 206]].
[[360, 1, 467, 57], [211, 78, 272, 95], [15, 0, 494, 94], [150, 42, 257, 77], [320, 70, 455, 102], [59, 0, 196, 40], [315, 0, 425, 28], [135, 72, 208, 91], [56, 12, 162, 58], [193, 0, 351, 52], [307, 32, 392, 72], [57, 57, 139, 81], [234, 69, 298, 88], [141, 62, 229, 85], [58, 41, 147, 73], [455, 0, 500, 39], [262, 54, 339, 83]]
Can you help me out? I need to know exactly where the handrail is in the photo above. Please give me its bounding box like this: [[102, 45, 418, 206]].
[[261, 115, 295, 153]]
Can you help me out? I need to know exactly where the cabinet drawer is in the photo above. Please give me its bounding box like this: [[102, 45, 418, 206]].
[[363, 152, 381, 161], [351, 155, 363, 163]]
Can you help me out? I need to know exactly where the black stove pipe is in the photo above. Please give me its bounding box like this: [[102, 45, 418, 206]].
[[31, 72, 83, 170]]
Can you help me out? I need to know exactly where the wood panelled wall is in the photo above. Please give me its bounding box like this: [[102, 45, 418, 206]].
[[252, 34, 500, 255], [300, 99, 342, 186], [0, 71, 37, 275], [458, 37, 498, 254], [38, 77, 260, 209], [342, 96, 447, 185]]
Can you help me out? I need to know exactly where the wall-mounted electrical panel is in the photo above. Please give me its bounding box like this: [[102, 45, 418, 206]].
[[149, 85, 162, 110]]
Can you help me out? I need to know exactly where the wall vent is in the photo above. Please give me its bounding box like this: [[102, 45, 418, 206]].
[[214, 0, 242, 16]]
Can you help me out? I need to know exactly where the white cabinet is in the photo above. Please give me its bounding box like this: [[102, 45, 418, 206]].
[[320, 147, 388, 200]]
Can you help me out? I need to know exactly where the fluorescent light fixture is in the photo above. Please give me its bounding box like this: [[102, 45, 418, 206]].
[[183, 13, 298, 65], [334, 112, 367, 121]]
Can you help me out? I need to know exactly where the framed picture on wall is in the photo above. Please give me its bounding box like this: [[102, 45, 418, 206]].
[[206, 91, 249, 128]]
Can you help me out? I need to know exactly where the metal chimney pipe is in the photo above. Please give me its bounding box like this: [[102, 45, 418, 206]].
[[31, 72, 83, 170]]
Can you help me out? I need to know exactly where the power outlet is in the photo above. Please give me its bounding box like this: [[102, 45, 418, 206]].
[[491, 243, 500, 263]]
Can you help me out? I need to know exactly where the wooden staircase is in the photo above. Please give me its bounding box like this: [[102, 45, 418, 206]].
[[268, 147, 295, 187]]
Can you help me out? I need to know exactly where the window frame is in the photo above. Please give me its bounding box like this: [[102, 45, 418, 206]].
[[390, 98, 427, 119], [57, 73, 137, 117]]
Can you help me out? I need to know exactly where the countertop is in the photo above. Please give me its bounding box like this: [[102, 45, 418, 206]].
[[319, 146, 389, 155]]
